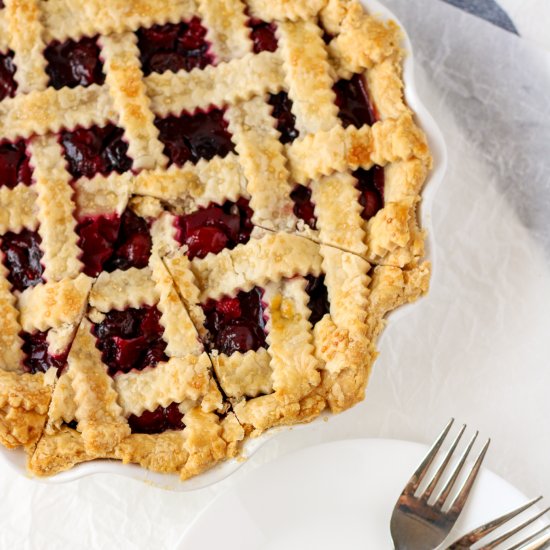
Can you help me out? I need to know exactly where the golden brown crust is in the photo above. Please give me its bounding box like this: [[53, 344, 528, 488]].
[[0, 0, 432, 483], [0, 370, 53, 448]]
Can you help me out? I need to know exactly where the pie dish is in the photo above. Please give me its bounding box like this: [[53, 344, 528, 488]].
[[0, 0, 432, 482]]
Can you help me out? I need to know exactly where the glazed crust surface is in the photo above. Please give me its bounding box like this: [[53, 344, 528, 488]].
[[0, 0, 432, 480]]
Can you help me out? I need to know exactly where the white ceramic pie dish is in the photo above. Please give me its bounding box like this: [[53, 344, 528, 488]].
[[0, 0, 447, 491]]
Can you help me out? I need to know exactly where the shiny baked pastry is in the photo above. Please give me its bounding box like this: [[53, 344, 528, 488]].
[[0, 0, 431, 481]]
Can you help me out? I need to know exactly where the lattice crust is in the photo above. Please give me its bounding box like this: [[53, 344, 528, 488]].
[[29, 254, 237, 477], [164, 232, 429, 434], [0, 0, 433, 481]]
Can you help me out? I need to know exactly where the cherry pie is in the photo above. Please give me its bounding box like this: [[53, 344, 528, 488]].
[[0, 0, 431, 481]]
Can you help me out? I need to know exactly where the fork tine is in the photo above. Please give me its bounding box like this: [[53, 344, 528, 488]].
[[480, 507, 550, 550], [434, 429, 477, 508], [447, 497, 543, 548], [421, 424, 466, 502], [513, 528, 550, 550], [447, 437, 490, 515], [402, 418, 455, 496]]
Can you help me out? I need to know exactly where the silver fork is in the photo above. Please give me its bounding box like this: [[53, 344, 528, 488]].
[[447, 496, 550, 549], [391, 419, 490, 550]]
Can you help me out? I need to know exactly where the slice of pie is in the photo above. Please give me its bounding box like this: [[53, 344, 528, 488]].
[[0, 0, 432, 481]]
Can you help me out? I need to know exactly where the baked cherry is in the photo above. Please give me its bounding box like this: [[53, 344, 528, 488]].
[[202, 287, 267, 355], [94, 306, 168, 376], [334, 74, 377, 128], [305, 275, 330, 325], [290, 185, 316, 229], [45, 36, 105, 89], [0, 50, 17, 101], [248, 18, 278, 53], [61, 124, 132, 180], [77, 208, 152, 277], [21, 330, 68, 375], [1, 229, 44, 292], [0, 140, 32, 189], [354, 166, 385, 220], [175, 198, 253, 260], [268, 92, 299, 144], [128, 402, 184, 434], [155, 108, 235, 166], [137, 19, 213, 76]]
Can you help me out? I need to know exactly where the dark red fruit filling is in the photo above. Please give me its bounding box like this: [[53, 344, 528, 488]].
[[137, 19, 213, 76], [268, 92, 298, 144], [202, 287, 267, 356], [354, 166, 385, 220], [0, 140, 32, 189], [155, 108, 235, 166], [61, 124, 132, 180], [290, 185, 316, 229], [21, 330, 68, 375], [175, 198, 253, 260], [44, 36, 105, 90], [0, 50, 17, 101], [305, 275, 330, 325], [1, 229, 44, 292], [128, 403, 184, 434], [94, 306, 168, 376], [77, 209, 152, 277], [334, 74, 377, 128], [248, 17, 278, 53]]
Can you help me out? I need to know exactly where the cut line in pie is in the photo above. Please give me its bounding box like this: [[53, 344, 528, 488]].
[[0, 0, 432, 482]]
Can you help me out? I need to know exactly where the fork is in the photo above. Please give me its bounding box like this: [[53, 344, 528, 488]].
[[391, 419, 490, 550], [447, 496, 550, 549]]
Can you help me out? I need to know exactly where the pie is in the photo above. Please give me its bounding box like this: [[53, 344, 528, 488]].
[[0, 0, 432, 481]]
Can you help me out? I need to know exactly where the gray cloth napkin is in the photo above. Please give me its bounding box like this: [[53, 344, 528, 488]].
[[441, 0, 517, 33]]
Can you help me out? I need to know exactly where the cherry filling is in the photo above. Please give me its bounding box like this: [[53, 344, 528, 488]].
[[0, 140, 32, 188], [155, 108, 235, 166], [354, 166, 385, 220], [128, 403, 184, 434], [268, 92, 299, 144], [94, 306, 168, 376], [1, 229, 44, 292], [61, 124, 132, 180], [202, 287, 267, 356], [290, 185, 316, 229], [45, 36, 105, 90], [305, 275, 330, 325], [248, 17, 278, 53], [0, 50, 17, 101], [175, 198, 253, 260], [137, 19, 213, 76], [21, 330, 68, 375], [334, 74, 377, 128], [77, 209, 152, 277]]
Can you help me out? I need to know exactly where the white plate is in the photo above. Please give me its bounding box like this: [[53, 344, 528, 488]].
[[178, 439, 536, 549], [0, 0, 447, 490]]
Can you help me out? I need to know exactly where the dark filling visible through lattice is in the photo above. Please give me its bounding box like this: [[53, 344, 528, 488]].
[[155, 108, 235, 166], [61, 124, 132, 180], [76, 208, 152, 277], [174, 198, 254, 260], [0, 229, 45, 292], [202, 287, 267, 356], [94, 306, 168, 376], [137, 19, 214, 76]]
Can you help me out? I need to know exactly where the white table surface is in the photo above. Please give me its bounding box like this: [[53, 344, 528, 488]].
[[2, 1, 550, 549]]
